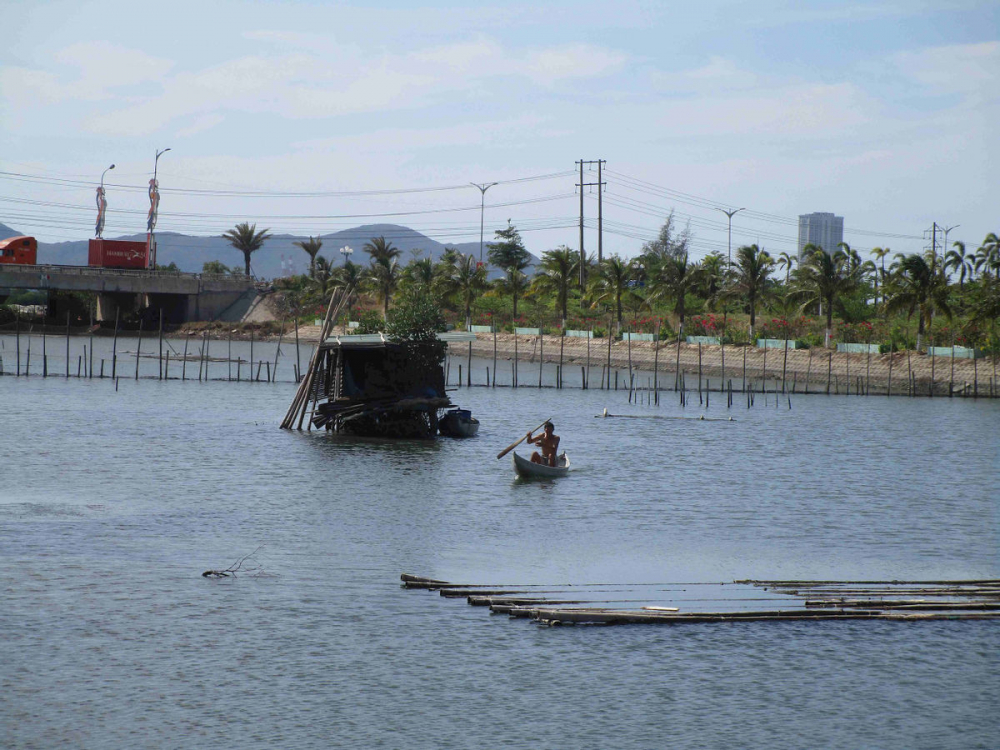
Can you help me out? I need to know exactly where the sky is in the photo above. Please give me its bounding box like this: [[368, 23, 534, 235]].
[[1, 0, 997, 272]]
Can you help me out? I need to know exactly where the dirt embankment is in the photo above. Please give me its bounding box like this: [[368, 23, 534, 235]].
[[445, 333, 999, 397]]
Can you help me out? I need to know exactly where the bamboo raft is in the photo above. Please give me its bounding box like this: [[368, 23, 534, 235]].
[[401, 574, 1000, 626]]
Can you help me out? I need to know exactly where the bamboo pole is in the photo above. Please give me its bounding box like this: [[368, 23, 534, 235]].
[[111, 308, 119, 380], [295, 320, 301, 383], [250, 328, 255, 381], [42, 325, 47, 377], [182, 336, 189, 380], [653, 323, 661, 405], [675, 332, 682, 390], [907, 347, 913, 396], [513, 324, 518, 389], [274, 318, 285, 383], [606, 317, 613, 389], [949, 334, 955, 397], [742, 344, 746, 393], [781, 338, 789, 392], [228, 332, 232, 381], [65, 312, 70, 378], [558, 328, 564, 389], [492, 322, 497, 388], [586, 327, 591, 389], [134, 319, 143, 380], [15, 311, 20, 376], [538, 328, 543, 388], [626, 326, 633, 389], [158, 309, 164, 380]]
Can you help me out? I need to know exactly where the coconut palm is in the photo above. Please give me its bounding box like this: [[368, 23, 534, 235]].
[[884, 253, 952, 351], [776, 252, 795, 286], [871, 247, 891, 306], [442, 254, 489, 327], [531, 246, 579, 326], [792, 243, 862, 347], [975, 233, 1000, 279], [332, 259, 363, 312], [400, 257, 437, 295], [365, 256, 402, 320], [722, 244, 774, 339], [697, 252, 726, 309], [223, 222, 271, 276], [945, 241, 974, 290], [589, 255, 635, 332], [293, 236, 324, 278], [363, 236, 402, 265], [646, 251, 702, 335]]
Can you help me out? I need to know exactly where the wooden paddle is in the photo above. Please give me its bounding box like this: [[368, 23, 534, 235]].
[[496, 417, 553, 460]]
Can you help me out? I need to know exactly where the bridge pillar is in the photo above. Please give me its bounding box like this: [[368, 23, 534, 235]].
[[96, 292, 139, 322]]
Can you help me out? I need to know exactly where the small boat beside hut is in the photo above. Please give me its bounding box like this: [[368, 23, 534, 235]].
[[281, 327, 478, 438]]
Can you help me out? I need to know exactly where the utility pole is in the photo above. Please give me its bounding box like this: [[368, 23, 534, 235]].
[[576, 159, 605, 290], [471, 182, 498, 263]]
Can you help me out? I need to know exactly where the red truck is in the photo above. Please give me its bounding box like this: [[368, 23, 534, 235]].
[[0, 236, 38, 264], [88, 239, 149, 269]]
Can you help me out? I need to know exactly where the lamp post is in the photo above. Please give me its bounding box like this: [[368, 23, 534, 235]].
[[339, 245, 353, 266], [96, 163, 114, 239], [471, 182, 498, 263], [149, 147, 170, 268], [716, 207, 745, 270], [941, 224, 959, 276]]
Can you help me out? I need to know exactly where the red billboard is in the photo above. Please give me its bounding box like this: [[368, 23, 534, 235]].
[[88, 239, 149, 269]]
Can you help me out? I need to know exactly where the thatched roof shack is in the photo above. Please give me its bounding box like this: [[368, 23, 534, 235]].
[[309, 331, 475, 437]]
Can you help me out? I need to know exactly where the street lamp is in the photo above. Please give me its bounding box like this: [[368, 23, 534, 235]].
[[340, 245, 353, 266], [95, 163, 114, 239], [471, 182, 498, 263], [716, 207, 745, 270], [941, 224, 959, 275], [149, 147, 171, 268]]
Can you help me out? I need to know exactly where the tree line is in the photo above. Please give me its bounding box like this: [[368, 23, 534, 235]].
[[218, 218, 1000, 352]]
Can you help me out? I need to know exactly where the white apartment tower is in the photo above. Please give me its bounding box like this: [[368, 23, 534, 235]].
[[797, 212, 844, 258]]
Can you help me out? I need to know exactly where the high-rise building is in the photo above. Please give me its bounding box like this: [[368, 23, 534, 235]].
[[797, 212, 844, 258]]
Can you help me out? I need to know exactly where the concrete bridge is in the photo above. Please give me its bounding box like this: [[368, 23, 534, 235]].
[[0, 264, 258, 322]]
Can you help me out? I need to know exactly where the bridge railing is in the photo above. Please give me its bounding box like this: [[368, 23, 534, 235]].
[[1, 264, 254, 285]]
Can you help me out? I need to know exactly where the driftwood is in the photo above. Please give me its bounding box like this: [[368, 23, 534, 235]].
[[202, 546, 270, 578]]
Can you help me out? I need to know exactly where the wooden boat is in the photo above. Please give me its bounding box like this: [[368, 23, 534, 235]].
[[439, 408, 480, 437], [512, 451, 570, 478]]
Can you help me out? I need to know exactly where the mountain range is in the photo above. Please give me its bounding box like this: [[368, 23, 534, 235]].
[[0, 223, 537, 279]]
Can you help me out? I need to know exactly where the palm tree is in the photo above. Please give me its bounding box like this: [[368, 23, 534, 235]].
[[646, 251, 702, 335], [723, 244, 774, 339], [333, 259, 363, 313], [401, 257, 437, 295], [223, 222, 271, 276], [697, 252, 726, 309], [871, 247, 891, 306], [975, 233, 1000, 279], [945, 241, 974, 290], [794, 243, 863, 347], [531, 246, 579, 327], [365, 256, 402, 320], [884, 253, 952, 351], [363, 236, 401, 265], [589, 255, 635, 332], [293, 236, 323, 278], [443, 254, 488, 327], [776, 252, 795, 286]]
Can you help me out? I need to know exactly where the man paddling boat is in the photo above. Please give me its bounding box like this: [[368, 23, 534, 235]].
[[527, 421, 560, 467]]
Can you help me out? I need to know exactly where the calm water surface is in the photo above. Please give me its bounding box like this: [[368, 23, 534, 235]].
[[1, 335, 998, 749]]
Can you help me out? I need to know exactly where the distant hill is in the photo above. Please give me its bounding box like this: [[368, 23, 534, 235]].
[[4, 223, 538, 279]]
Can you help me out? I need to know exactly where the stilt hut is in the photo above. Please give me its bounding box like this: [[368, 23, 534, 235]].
[[301, 331, 475, 437]]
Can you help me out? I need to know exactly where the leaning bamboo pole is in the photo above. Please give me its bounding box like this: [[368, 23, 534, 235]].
[[281, 287, 348, 430]]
